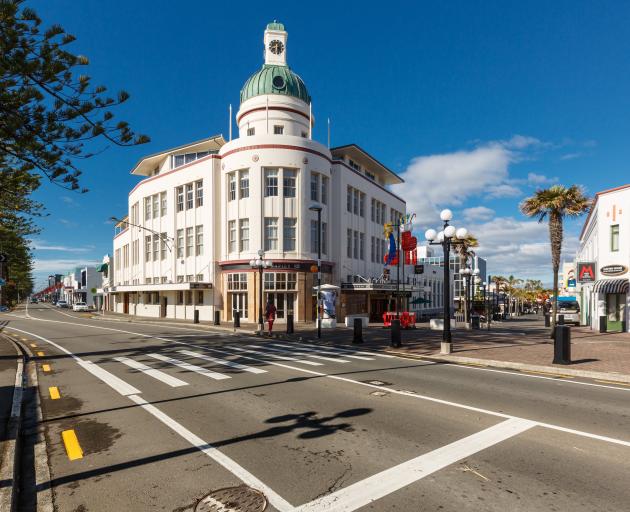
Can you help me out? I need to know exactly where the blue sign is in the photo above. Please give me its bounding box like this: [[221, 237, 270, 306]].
[[0, 278, 5, 286], [567, 279, 576, 287]]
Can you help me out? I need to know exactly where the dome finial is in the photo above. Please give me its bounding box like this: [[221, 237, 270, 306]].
[[266, 20, 285, 31]]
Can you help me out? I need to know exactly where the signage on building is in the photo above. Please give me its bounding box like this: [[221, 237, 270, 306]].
[[567, 279, 576, 288], [414, 264, 424, 275], [600, 264, 628, 276], [577, 262, 596, 282], [392, 290, 413, 298]]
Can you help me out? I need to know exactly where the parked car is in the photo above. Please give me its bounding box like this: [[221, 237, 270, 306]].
[[0, 305, 9, 312], [56, 300, 68, 308], [73, 302, 89, 312], [556, 300, 580, 325], [30, 297, 38, 304]]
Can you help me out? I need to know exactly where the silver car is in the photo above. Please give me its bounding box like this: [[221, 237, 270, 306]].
[[556, 301, 580, 325]]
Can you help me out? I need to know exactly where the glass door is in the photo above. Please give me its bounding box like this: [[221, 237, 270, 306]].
[[230, 293, 248, 321], [606, 293, 625, 332]]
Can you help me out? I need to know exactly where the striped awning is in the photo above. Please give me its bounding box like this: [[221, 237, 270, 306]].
[[592, 278, 629, 294]]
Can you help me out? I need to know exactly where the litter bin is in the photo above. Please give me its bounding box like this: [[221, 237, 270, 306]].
[[353, 318, 363, 344], [286, 314, 294, 334], [233, 311, 240, 328], [390, 319, 401, 348], [214, 311, 220, 325], [193, 309, 199, 324], [599, 315, 607, 333], [553, 325, 571, 365], [471, 315, 480, 329]]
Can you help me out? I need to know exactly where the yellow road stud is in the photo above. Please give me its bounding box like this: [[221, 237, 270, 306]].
[[61, 430, 83, 460], [49, 386, 61, 399]]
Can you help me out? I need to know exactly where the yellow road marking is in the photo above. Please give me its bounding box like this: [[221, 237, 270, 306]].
[[42, 364, 51, 372], [595, 379, 630, 387], [458, 362, 487, 367], [30, 343, 37, 348], [37, 351, 45, 357], [521, 370, 573, 379], [61, 430, 83, 461], [49, 386, 61, 399]]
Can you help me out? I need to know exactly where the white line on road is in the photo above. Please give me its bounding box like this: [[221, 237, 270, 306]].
[[245, 344, 350, 363], [295, 418, 537, 512], [114, 357, 189, 387], [294, 342, 395, 359], [270, 343, 374, 361], [177, 350, 267, 374], [221, 345, 324, 366], [147, 353, 231, 380]]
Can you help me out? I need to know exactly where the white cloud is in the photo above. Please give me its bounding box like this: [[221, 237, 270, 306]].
[[487, 184, 522, 198], [501, 135, 545, 150], [31, 240, 94, 252], [462, 206, 495, 222], [526, 172, 557, 184], [560, 152, 582, 161]]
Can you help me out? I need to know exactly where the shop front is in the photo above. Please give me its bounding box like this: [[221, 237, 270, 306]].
[[592, 278, 629, 332]]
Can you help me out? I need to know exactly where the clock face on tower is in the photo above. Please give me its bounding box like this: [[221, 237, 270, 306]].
[[269, 40, 284, 55]]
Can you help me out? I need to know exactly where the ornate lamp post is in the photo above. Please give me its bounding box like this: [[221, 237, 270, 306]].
[[250, 250, 273, 334], [425, 209, 470, 354]]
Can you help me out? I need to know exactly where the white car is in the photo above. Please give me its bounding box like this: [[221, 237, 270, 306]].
[[56, 300, 68, 308], [556, 300, 580, 326], [73, 302, 89, 312]]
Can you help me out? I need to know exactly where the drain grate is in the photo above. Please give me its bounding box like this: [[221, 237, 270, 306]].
[[195, 486, 267, 512]]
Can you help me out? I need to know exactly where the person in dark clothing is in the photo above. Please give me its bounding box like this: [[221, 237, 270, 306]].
[[265, 299, 277, 335]]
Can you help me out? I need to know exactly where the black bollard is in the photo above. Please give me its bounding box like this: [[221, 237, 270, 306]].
[[390, 319, 401, 348], [353, 318, 363, 344], [193, 309, 199, 324], [599, 315, 607, 333], [233, 311, 240, 328], [557, 314, 564, 325], [544, 314, 551, 327], [287, 314, 294, 334], [214, 310, 220, 325], [553, 325, 571, 364]]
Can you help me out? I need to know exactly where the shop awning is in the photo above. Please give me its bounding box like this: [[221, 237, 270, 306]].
[[592, 278, 629, 294], [96, 263, 108, 273]]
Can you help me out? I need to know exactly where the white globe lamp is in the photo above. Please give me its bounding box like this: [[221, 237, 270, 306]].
[[425, 229, 437, 241], [444, 225, 456, 238], [440, 209, 453, 221], [456, 227, 468, 239]]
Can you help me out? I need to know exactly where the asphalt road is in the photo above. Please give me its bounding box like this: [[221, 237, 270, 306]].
[[3, 303, 630, 511]]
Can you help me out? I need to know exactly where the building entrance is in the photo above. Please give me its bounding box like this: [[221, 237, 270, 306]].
[[606, 293, 626, 332], [230, 293, 248, 321]]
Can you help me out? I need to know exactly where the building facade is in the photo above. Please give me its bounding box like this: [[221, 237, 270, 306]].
[[575, 184, 629, 332], [109, 22, 421, 324]]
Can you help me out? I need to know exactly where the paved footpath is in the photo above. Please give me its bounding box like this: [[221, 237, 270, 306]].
[[3, 303, 630, 511]]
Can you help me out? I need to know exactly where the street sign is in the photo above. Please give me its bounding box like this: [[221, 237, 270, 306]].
[[0, 253, 7, 263], [392, 291, 412, 298], [414, 264, 424, 275], [0, 278, 5, 286]]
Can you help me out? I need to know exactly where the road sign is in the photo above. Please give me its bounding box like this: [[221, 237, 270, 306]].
[[0, 253, 7, 263], [414, 264, 424, 275]]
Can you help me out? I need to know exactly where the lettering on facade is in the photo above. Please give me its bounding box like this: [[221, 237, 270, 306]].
[[600, 264, 628, 276], [577, 262, 596, 282]]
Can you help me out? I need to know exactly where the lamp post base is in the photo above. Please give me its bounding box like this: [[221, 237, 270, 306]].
[[440, 342, 452, 354]]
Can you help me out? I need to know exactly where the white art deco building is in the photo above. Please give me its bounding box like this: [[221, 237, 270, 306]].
[[109, 22, 427, 324]]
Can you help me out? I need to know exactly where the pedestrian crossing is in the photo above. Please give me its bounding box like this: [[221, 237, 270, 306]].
[[104, 341, 396, 391]]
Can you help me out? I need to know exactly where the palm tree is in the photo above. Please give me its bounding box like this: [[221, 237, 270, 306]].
[[520, 185, 590, 334], [453, 234, 479, 322], [505, 275, 523, 316], [491, 275, 507, 318]]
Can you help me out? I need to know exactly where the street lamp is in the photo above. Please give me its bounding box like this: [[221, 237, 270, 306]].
[[460, 267, 472, 325], [309, 204, 323, 339], [425, 209, 469, 354], [250, 250, 273, 334]]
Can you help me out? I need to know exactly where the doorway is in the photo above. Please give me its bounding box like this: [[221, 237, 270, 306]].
[[161, 296, 167, 318], [123, 293, 129, 314], [230, 292, 248, 321], [266, 292, 295, 320], [606, 293, 626, 332]]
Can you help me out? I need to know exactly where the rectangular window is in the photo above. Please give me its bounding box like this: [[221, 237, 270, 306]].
[[195, 225, 203, 256], [310, 172, 319, 202], [160, 192, 167, 216], [152, 234, 159, 261], [228, 173, 236, 201], [311, 220, 318, 253], [195, 180, 203, 207], [283, 218, 296, 251], [123, 244, 129, 268], [174, 154, 185, 168], [322, 222, 327, 255], [375, 200, 381, 224], [247, 127, 255, 136], [371, 236, 375, 263], [185, 291, 192, 305], [228, 220, 236, 253], [359, 193, 365, 217], [176, 229, 184, 258], [283, 169, 296, 197], [353, 189, 359, 215], [144, 197, 151, 221], [265, 169, 278, 197], [371, 198, 375, 222], [239, 171, 249, 198], [264, 217, 278, 251], [239, 219, 249, 252], [176, 186, 184, 212], [360, 232, 365, 260], [186, 274, 194, 282], [145, 235, 151, 262], [130, 202, 138, 224], [152, 194, 159, 218], [177, 275, 184, 283], [197, 291, 204, 304], [347, 186, 352, 212], [132, 239, 139, 265], [160, 233, 167, 260], [321, 176, 328, 205], [381, 204, 386, 226], [186, 227, 193, 256], [186, 184, 193, 209], [347, 228, 352, 258], [611, 224, 620, 251], [353, 231, 359, 259], [177, 291, 184, 305], [273, 125, 284, 135]]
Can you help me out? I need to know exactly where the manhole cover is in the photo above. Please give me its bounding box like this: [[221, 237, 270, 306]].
[[362, 380, 391, 386], [195, 486, 267, 512]]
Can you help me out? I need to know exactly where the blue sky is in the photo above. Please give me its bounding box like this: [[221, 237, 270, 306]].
[[28, 0, 630, 289]]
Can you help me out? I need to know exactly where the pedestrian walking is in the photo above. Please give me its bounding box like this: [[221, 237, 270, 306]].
[[265, 299, 277, 335]]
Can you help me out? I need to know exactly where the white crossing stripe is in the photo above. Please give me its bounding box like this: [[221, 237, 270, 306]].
[[177, 350, 267, 374], [221, 346, 323, 366], [271, 343, 374, 361], [77, 360, 141, 396], [295, 418, 536, 512], [295, 342, 394, 359], [114, 356, 188, 387], [247, 344, 350, 363], [147, 353, 231, 380]]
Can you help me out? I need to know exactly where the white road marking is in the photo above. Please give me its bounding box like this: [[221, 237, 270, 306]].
[[245, 344, 350, 363], [221, 345, 323, 366], [114, 356, 188, 387], [296, 342, 395, 359], [295, 418, 537, 512], [147, 353, 231, 380], [271, 343, 374, 361], [177, 350, 267, 374]]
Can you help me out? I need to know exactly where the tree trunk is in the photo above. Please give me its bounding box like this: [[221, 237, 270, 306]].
[[549, 212, 563, 337]]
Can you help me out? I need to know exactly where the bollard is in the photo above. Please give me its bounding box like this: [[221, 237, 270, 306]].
[[553, 325, 571, 364], [353, 318, 363, 344], [599, 315, 607, 333], [390, 319, 401, 348], [544, 314, 550, 327], [193, 309, 199, 324], [557, 314, 564, 325], [287, 314, 294, 334], [214, 310, 220, 325], [471, 315, 480, 329], [233, 311, 240, 328]]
